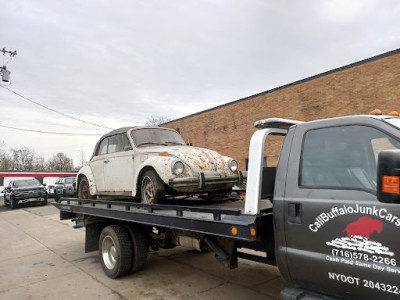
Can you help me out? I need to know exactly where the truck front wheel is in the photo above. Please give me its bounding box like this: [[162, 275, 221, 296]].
[[99, 225, 133, 278]]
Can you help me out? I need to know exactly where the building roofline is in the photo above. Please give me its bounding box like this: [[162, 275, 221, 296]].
[[163, 47, 400, 125]]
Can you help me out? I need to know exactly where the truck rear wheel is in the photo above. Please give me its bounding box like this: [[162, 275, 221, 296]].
[[99, 225, 133, 278], [141, 170, 165, 204], [123, 226, 148, 273]]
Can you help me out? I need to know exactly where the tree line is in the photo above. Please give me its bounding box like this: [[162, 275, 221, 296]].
[[0, 142, 75, 171]]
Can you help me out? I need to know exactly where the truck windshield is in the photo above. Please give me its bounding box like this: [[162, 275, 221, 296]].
[[132, 128, 185, 147]]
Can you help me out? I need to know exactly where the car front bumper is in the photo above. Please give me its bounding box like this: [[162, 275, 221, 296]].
[[17, 197, 46, 203], [168, 172, 241, 192]]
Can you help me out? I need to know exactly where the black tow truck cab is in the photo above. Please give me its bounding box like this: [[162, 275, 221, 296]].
[[54, 115, 400, 299]]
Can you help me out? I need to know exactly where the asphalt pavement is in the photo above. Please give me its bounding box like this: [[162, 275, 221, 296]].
[[0, 198, 288, 299]]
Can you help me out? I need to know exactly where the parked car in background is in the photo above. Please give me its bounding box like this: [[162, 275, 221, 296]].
[[3, 179, 48, 209], [54, 176, 77, 202], [77, 126, 241, 203], [46, 184, 55, 198]]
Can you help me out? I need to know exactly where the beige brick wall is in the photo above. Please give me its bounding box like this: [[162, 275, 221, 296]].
[[164, 50, 400, 171]]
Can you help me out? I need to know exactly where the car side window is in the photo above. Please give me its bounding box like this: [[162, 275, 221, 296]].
[[97, 138, 108, 155], [122, 133, 132, 150], [300, 125, 400, 192], [108, 135, 121, 153]]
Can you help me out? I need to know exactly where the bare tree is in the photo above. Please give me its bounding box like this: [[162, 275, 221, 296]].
[[146, 115, 172, 126], [77, 148, 87, 168], [10, 147, 35, 170], [0, 142, 12, 170], [33, 154, 46, 171], [47, 152, 74, 170]]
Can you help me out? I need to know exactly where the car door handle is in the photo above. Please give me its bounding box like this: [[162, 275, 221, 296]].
[[288, 202, 302, 224], [103, 159, 109, 163]]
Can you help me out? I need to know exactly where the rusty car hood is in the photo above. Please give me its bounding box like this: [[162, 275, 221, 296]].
[[142, 145, 227, 172]]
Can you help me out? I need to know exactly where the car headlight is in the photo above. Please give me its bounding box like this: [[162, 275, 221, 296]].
[[228, 159, 238, 172], [172, 160, 185, 175]]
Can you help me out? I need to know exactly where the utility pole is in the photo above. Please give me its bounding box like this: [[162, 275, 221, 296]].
[[1, 47, 17, 83]]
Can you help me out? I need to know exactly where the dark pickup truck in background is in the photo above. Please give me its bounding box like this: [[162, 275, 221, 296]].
[[4, 178, 48, 209], [54, 115, 400, 299]]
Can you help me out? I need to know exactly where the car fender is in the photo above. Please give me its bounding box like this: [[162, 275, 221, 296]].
[[77, 166, 98, 195], [132, 155, 189, 197]]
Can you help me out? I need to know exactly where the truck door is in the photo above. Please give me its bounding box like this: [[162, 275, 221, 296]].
[[281, 119, 400, 299]]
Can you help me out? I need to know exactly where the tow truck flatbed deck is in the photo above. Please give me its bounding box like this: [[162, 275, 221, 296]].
[[53, 198, 273, 242]]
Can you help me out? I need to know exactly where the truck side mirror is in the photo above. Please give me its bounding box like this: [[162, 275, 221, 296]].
[[377, 149, 400, 203]]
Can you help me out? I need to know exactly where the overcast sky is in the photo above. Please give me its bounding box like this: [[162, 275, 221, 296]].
[[1, 0, 400, 165]]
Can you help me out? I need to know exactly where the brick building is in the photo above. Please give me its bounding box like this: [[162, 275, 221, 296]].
[[164, 48, 400, 171]]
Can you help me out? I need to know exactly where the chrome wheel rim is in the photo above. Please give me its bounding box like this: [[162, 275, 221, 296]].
[[101, 235, 117, 270]]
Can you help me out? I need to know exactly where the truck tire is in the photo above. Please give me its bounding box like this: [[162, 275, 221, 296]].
[[123, 226, 148, 273], [78, 176, 95, 200], [141, 170, 165, 204], [99, 225, 133, 278], [54, 193, 61, 202], [10, 196, 18, 209], [42, 196, 48, 206]]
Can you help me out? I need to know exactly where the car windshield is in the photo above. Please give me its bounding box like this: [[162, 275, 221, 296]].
[[131, 128, 185, 147], [64, 178, 75, 183], [13, 179, 41, 188]]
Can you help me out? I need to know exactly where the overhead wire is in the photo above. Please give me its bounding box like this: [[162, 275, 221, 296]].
[[0, 124, 104, 136], [0, 85, 113, 130]]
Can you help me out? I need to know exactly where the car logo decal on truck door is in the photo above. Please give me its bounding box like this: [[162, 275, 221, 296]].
[[345, 216, 383, 240], [326, 216, 394, 258]]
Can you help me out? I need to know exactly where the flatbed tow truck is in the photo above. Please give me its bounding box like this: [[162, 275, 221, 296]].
[[54, 115, 400, 299]]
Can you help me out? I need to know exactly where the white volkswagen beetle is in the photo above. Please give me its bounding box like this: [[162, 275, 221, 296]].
[[77, 126, 240, 203]]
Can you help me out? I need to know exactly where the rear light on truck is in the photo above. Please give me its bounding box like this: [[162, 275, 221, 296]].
[[382, 175, 400, 194]]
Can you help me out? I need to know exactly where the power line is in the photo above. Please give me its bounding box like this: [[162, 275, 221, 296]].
[[0, 124, 104, 136], [0, 85, 113, 130]]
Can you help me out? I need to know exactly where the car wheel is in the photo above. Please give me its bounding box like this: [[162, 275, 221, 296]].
[[54, 193, 61, 202], [42, 196, 48, 206], [10, 196, 18, 209], [141, 170, 165, 204], [78, 176, 94, 199], [99, 225, 133, 278]]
